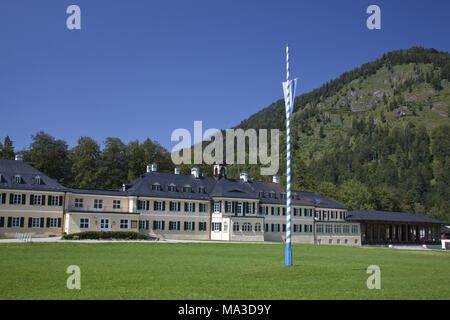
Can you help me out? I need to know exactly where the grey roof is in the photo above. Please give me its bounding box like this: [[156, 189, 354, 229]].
[[69, 188, 128, 196], [209, 178, 259, 199], [0, 159, 67, 192], [249, 180, 314, 206], [295, 191, 347, 210], [347, 210, 443, 224], [125, 172, 217, 200]]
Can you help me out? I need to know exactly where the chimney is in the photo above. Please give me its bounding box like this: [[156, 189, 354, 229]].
[[147, 163, 157, 173], [122, 184, 126, 192], [191, 167, 199, 178], [240, 171, 248, 183], [272, 175, 279, 184], [174, 167, 180, 175], [15, 154, 23, 161]]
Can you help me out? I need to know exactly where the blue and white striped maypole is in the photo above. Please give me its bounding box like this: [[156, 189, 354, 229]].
[[282, 44, 297, 266]]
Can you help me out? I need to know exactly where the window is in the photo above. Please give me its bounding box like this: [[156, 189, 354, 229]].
[[169, 201, 181, 212], [271, 224, 280, 232], [48, 218, 59, 228], [80, 218, 89, 229], [11, 217, 21, 228], [325, 224, 333, 233], [34, 176, 41, 185], [120, 219, 129, 229], [139, 220, 149, 230], [292, 193, 299, 200], [242, 223, 252, 232], [94, 199, 103, 210], [31, 195, 43, 206], [212, 222, 221, 232], [294, 208, 301, 216], [184, 221, 195, 231], [154, 201, 165, 211], [261, 207, 268, 215], [12, 194, 24, 205], [258, 191, 265, 198], [168, 184, 177, 192], [354, 239, 358, 244], [282, 207, 286, 216], [153, 221, 164, 230], [351, 225, 359, 234], [255, 223, 262, 232], [304, 224, 313, 233], [151, 183, 162, 191], [271, 207, 280, 216], [233, 222, 239, 232], [246, 202, 254, 214], [236, 202, 243, 216], [198, 186, 205, 194], [14, 175, 22, 184], [137, 200, 149, 210], [283, 224, 286, 232], [199, 222, 207, 231], [329, 239, 333, 244], [214, 201, 221, 213], [316, 224, 324, 233], [225, 201, 233, 213], [334, 224, 342, 233], [31, 218, 41, 228], [294, 224, 302, 232], [337, 239, 341, 244], [182, 185, 192, 193], [184, 202, 195, 212], [305, 208, 312, 217], [264, 224, 268, 232], [280, 193, 286, 199], [131, 220, 137, 229], [113, 200, 121, 209], [199, 203, 207, 213], [344, 239, 348, 244], [169, 221, 180, 230], [74, 198, 83, 208], [343, 225, 350, 233], [268, 192, 275, 199]]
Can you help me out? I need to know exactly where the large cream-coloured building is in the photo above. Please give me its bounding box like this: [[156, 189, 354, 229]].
[[0, 157, 442, 245]]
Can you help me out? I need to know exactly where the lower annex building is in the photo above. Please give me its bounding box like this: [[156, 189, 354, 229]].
[[0, 157, 443, 245]]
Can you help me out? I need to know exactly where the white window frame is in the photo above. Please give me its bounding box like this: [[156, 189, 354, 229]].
[[242, 223, 252, 232], [48, 218, 59, 228], [185, 202, 195, 212], [213, 201, 221, 213], [33, 195, 43, 206], [11, 217, 21, 228], [120, 219, 129, 229], [255, 223, 261, 232], [31, 218, 41, 228], [94, 199, 103, 210], [13, 194, 22, 205], [212, 222, 221, 232], [80, 218, 90, 229], [233, 222, 239, 232], [113, 200, 121, 209], [74, 198, 84, 208]]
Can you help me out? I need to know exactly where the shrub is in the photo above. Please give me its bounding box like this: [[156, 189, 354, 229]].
[[62, 231, 149, 240]]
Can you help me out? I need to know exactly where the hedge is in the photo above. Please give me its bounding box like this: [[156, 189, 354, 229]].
[[62, 231, 151, 240]]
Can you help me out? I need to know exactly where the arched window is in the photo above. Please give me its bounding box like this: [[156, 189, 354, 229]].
[[34, 176, 41, 185], [151, 183, 162, 191], [183, 185, 192, 193], [14, 175, 22, 184], [255, 223, 262, 232], [198, 186, 205, 194], [168, 184, 177, 192], [242, 223, 252, 232], [233, 222, 239, 232]]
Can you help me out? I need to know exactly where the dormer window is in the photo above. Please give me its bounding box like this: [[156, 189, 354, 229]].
[[183, 185, 193, 193], [280, 193, 286, 199], [168, 184, 177, 192], [198, 186, 205, 194], [151, 183, 162, 191], [0, 174, 3, 183], [293, 193, 299, 200], [14, 175, 22, 184], [268, 191, 275, 199], [258, 192, 265, 198], [34, 176, 41, 185]]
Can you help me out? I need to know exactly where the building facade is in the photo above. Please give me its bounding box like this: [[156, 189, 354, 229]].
[[0, 158, 442, 246]]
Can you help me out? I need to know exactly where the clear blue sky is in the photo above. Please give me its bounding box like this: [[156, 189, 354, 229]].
[[1, 0, 449, 152]]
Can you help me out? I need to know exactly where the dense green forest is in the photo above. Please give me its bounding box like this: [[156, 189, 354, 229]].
[[0, 133, 174, 190], [1, 47, 449, 222]]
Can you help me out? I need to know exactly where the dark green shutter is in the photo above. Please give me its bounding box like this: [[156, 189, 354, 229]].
[[244, 202, 248, 214], [137, 200, 141, 210], [0, 217, 4, 228], [7, 217, 12, 227], [145, 220, 149, 230], [1, 193, 5, 204], [41, 195, 45, 205], [20, 217, 24, 227], [48, 196, 52, 205], [9, 194, 13, 204], [271, 207, 274, 215], [184, 221, 188, 230], [46, 217, 50, 228], [225, 201, 229, 213], [22, 194, 26, 205], [40, 217, 44, 228], [193, 203, 196, 212], [57, 218, 62, 228], [192, 221, 195, 231], [28, 217, 32, 228], [30, 194, 34, 205], [161, 221, 165, 230], [59, 196, 63, 206]]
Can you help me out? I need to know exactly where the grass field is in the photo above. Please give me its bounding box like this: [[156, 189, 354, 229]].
[[0, 242, 449, 299]]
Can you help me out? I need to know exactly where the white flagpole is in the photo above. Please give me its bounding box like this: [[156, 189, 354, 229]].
[[285, 44, 292, 266]]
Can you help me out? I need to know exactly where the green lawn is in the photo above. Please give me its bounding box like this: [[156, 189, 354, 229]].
[[0, 242, 448, 299]]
